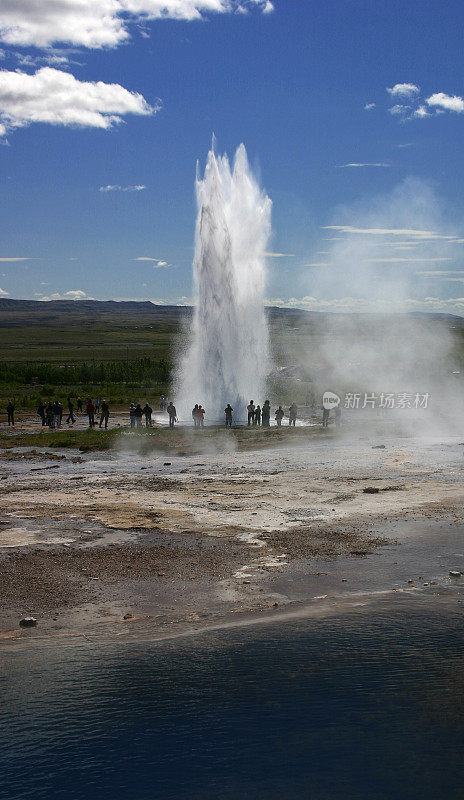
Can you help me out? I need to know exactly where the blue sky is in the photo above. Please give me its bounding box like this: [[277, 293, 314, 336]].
[[1, 0, 464, 313]]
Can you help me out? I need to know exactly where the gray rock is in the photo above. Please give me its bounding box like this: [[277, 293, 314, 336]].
[[19, 617, 37, 627]]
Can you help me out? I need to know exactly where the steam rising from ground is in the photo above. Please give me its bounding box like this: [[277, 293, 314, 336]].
[[176, 144, 272, 421], [290, 178, 464, 436]]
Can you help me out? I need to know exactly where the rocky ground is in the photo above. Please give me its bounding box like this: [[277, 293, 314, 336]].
[[1, 415, 464, 650]]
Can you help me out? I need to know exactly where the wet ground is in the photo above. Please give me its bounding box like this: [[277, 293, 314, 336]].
[[1, 419, 463, 650]]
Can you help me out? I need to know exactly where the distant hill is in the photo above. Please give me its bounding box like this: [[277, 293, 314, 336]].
[[0, 298, 462, 328]]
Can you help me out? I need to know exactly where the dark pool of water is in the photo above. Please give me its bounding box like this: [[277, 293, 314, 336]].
[[2, 598, 464, 800]]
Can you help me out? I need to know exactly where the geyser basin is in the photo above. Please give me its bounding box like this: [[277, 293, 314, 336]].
[[176, 144, 272, 422]]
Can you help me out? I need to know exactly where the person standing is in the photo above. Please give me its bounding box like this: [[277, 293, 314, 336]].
[[46, 401, 54, 428], [192, 404, 199, 427], [247, 400, 255, 426], [134, 403, 143, 428], [129, 403, 136, 428], [77, 396, 83, 413], [289, 403, 297, 426], [225, 404, 233, 427], [167, 401, 177, 428], [254, 405, 261, 426], [99, 399, 110, 429], [86, 397, 95, 428], [7, 400, 14, 427], [143, 402, 152, 428], [322, 407, 330, 428], [261, 400, 271, 427], [54, 400, 62, 428], [198, 405, 205, 428], [66, 397, 75, 425], [275, 405, 284, 426], [37, 401, 46, 426], [95, 397, 100, 413]]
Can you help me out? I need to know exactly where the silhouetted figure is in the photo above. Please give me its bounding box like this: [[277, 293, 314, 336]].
[[46, 401, 53, 428], [198, 405, 205, 428], [289, 403, 297, 426], [275, 405, 284, 426], [159, 395, 166, 412], [54, 400, 63, 428], [37, 402, 46, 426], [334, 405, 341, 427], [7, 400, 14, 427], [322, 408, 330, 428], [254, 405, 261, 426], [225, 404, 233, 427], [95, 397, 100, 413], [247, 400, 255, 426], [192, 404, 199, 428], [77, 397, 83, 413], [66, 397, 75, 424], [86, 397, 95, 428], [100, 399, 110, 429], [129, 403, 136, 428], [143, 403, 152, 427], [167, 402, 177, 428], [261, 400, 271, 427], [134, 404, 143, 428]]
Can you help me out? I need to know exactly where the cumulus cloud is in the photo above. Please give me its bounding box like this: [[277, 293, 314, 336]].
[[364, 103, 375, 110], [39, 289, 90, 300], [0, 1, 272, 49], [387, 83, 420, 98], [426, 92, 464, 113], [0, 67, 156, 136], [0, 287, 8, 295], [99, 184, 146, 191]]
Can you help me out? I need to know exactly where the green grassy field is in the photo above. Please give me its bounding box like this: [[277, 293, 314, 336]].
[[1, 299, 463, 412]]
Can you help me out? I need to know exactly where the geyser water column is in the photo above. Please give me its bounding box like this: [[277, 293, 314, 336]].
[[176, 143, 272, 421]]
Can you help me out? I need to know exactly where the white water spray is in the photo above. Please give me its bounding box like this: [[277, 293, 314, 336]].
[[175, 143, 272, 421]]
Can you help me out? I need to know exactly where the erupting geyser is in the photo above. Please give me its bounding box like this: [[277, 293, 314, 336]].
[[176, 143, 272, 421]]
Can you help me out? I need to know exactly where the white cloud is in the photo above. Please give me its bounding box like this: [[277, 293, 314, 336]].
[[304, 262, 329, 267], [323, 226, 459, 241], [0, 287, 8, 295], [132, 256, 171, 267], [263, 251, 295, 257], [0, 1, 272, 49], [426, 92, 464, 113], [363, 257, 452, 263], [99, 183, 146, 191], [414, 105, 429, 118], [0, 256, 32, 261], [415, 270, 464, 276], [39, 289, 90, 300], [337, 163, 390, 168], [364, 103, 375, 110], [387, 83, 420, 98], [0, 67, 156, 137], [389, 104, 410, 116]]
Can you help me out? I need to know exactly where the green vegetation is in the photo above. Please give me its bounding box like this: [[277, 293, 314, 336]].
[[1, 299, 463, 412]]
